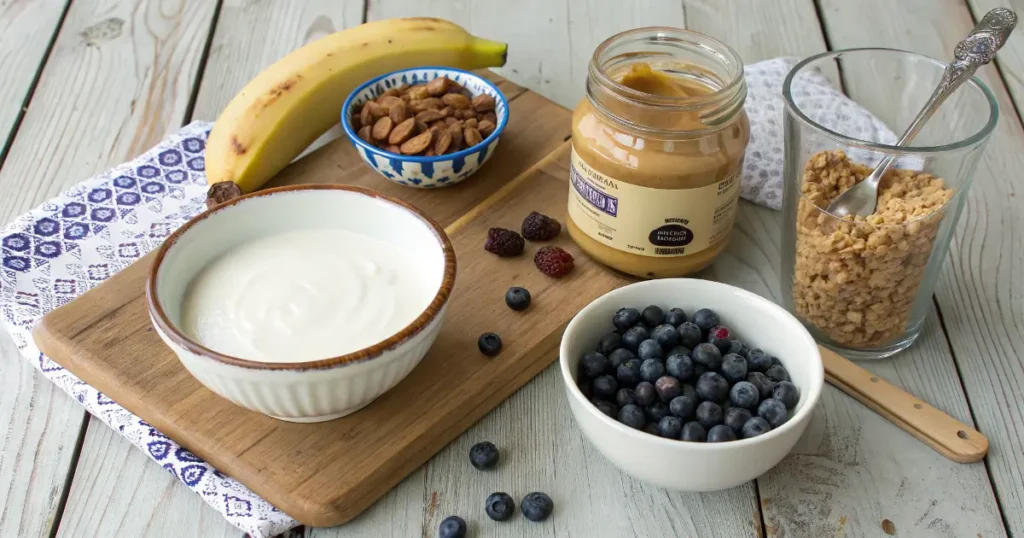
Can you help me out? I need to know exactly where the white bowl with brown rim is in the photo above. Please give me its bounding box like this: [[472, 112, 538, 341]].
[[146, 184, 456, 423]]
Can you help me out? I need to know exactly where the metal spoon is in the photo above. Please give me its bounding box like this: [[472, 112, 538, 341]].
[[826, 8, 1017, 218]]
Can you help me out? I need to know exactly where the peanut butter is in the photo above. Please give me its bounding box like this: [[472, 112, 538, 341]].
[[569, 31, 749, 278]]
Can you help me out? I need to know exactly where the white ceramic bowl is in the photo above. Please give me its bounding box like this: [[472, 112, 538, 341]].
[[341, 67, 509, 188], [146, 185, 456, 423], [560, 279, 823, 491]]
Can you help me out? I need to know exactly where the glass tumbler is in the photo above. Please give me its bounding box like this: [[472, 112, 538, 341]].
[[779, 48, 998, 359]]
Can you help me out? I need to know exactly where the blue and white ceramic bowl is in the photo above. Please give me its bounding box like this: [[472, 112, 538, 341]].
[[341, 67, 509, 188]]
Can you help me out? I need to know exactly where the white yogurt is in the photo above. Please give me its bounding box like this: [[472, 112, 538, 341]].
[[179, 228, 437, 363]]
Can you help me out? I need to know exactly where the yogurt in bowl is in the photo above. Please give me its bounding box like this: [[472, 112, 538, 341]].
[[147, 185, 456, 422]]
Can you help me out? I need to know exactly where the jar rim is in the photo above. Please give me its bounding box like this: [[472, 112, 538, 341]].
[[782, 47, 999, 154]]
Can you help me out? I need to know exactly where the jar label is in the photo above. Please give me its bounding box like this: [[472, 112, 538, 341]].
[[568, 146, 739, 258]]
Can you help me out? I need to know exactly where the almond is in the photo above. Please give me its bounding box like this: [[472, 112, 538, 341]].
[[359, 105, 373, 127], [471, 94, 496, 112], [439, 106, 452, 118], [378, 95, 403, 110], [464, 126, 483, 147], [455, 108, 476, 120], [389, 101, 409, 124], [426, 76, 450, 96], [415, 120, 429, 133], [386, 144, 401, 154], [366, 101, 388, 118], [400, 130, 433, 155], [442, 93, 471, 109], [357, 125, 372, 143], [371, 116, 393, 141], [421, 97, 443, 110], [464, 117, 478, 129], [408, 85, 430, 101], [388, 118, 416, 145], [381, 88, 401, 98], [446, 79, 465, 93], [448, 123, 464, 151], [443, 116, 458, 125], [434, 128, 453, 154], [483, 111, 497, 124], [429, 121, 445, 133], [415, 109, 444, 123], [477, 119, 496, 136]]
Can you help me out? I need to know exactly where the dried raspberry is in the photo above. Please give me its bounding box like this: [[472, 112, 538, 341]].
[[534, 246, 574, 278], [521, 211, 561, 241], [206, 182, 242, 209], [484, 227, 525, 257]]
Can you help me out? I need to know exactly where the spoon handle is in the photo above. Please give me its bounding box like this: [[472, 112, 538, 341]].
[[819, 345, 989, 463]]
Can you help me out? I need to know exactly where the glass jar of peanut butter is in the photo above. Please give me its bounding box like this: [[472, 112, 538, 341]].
[[569, 28, 749, 278]]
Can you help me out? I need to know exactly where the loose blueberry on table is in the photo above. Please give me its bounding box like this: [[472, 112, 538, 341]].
[[485, 492, 516, 521], [521, 492, 554, 522], [439, 515, 467, 538], [469, 441, 499, 470], [504, 286, 531, 311], [478, 332, 503, 357], [577, 305, 800, 443]]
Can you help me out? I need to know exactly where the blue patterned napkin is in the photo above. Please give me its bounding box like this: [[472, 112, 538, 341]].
[[0, 122, 298, 537]]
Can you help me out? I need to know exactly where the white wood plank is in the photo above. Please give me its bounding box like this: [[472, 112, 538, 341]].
[[0, 0, 67, 151], [0, 329, 86, 538], [690, 1, 1007, 537], [55, 421, 239, 538], [53, 1, 364, 536], [0, 0, 216, 224], [817, 0, 1024, 535], [367, 0, 686, 109]]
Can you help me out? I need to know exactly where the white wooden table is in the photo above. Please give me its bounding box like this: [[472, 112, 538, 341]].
[[1, 1, 1021, 536]]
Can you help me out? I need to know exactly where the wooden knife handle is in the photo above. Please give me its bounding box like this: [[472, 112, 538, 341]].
[[819, 345, 989, 463]]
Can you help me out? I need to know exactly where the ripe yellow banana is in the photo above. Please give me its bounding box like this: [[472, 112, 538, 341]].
[[206, 18, 507, 193]]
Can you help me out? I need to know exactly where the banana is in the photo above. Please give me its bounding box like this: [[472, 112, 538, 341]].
[[206, 18, 508, 193]]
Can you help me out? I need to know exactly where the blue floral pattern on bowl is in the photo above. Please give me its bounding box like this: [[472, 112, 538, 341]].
[[341, 67, 509, 189]]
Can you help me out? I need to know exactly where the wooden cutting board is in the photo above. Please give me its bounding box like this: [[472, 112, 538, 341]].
[[32, 72, 635, 527]]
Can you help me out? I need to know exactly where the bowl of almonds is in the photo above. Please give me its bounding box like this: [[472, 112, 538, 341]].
[[341, 67, 508, 188]]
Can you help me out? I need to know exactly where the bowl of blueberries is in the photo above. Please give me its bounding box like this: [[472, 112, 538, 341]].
[[559, 278, 824, 492]]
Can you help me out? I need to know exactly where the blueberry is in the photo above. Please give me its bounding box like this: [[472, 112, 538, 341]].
[[677, 322, 703, 348], [696, 372, 730, 403], [655, 376, 681, 402], [485, 492, 516, 521], [608, 348, 636, 370], [669, 395, 696, 420], [696, 401, 724, 428], [592, 399, 618, 418], [579, 352, 609, 378], [766, 364, 791, 383], [597, 332, 622, 355], [658, 416, 684, 438], [746, 348, 772, 372], [742, 416, 771, 438], [757, 398, 789, 428], [577, 376, 593, 398], [720, 353, 748, 383], [723, 407, 753, 434], [641, 305, 665, 327], [640, 359, 666, 383], [633, 381, 657, 406], [650, 324, 680, 348], [618, 404, 646, 429], [691, 343, 722, 371], [707, 424, 737, 442], [638, 339, 664, 361], [616, 359, 642, 387], [707, 325, 732, 353], [521, 492, 554, 522], [747, 372, 776, 399], [504, 286, 531, 311], [478, 332, 502, 356], [666, 353, 695, 381], [770, 356, 783, 367], [439, 515, 467, 538], [613, 307, 641, 331], [681, 421, 707, 442], [772, 381, 800, 409], [592, 375, 618, 400], [680, 383, 698, 402], [621, 325, 649, 352], [729, 381, 760, 410], [692, 308, 720, 332], [469, 441, 500, 470], [615, 388, 637, 408], [664, 307, 688, 326], [667, 345, 692, 359], [727, 339, 749, 358], [645, 402, 670, 422], [643, 423, 660, 436]]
